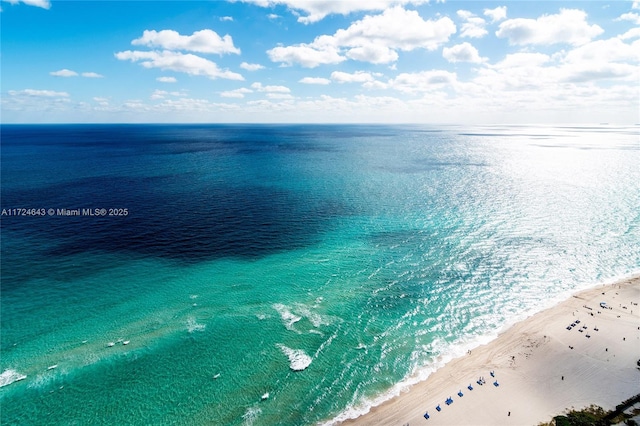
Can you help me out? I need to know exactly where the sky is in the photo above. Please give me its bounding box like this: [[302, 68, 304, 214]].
[[1, 0, 639, 124]]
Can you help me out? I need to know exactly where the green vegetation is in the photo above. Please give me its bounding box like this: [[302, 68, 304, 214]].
[[539, 394, 640, 426], [537, 405, 606, 426]]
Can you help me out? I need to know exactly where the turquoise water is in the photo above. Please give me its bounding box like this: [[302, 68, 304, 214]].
[[1, 124, 639, 425]]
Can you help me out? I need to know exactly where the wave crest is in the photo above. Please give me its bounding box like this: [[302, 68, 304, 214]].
[[273, 304, 302, 331], [276, 344, 312, 371], [0, 369, 27, 387]]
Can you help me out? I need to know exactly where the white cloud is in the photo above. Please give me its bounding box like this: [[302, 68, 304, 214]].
[[463, 35, 639, 112], [251, 82, 290, 92], [157, 76, 177, 83], [50, 69, 78, 77], [220, 16, 234, 21], [150, 89, 187, 100], [346, 44, 398, 64], [220, 88, 253, 98], [4, 0, 50, 9], [389, 70, 457, 94], [560, 63, 637, 83], [563, 37, 640, 65], [496, 9, 603, 46], [442, 42, 486, 63], [6, 3, 638, 124], [283, 94, 415, 122], [457, 10, 487, 38], [633, 0, 640, 9], [476, 53, 552, 90], [240, 62, 265, 71], [331, 71, 375, 83], [362, 80, 389, 90], [50, 69, 103, 78], [121, 100, 149, 111], [267, 13, 280, 19], [619, 27, 640, 40], [131, 29, 240, 55], [93, 97, 109, 106], [3, 88, 71, 116], [559, 37, 640, 83], [483, 6, 507, 23], [616, 12, 640, 25], [115, 50, 244, 80], [471, 52, 552, 93], [246, 99, 280, 109], [154, 97, 236, 113], [267, 93, 294, 100], [353, 94, 405, 109], [267, 7, 456, 67], [299, 77, 331, 84], [9, 89, 69, 97], [237, 0, 430, 24], [333, 7, 456, 52], [151, 90, 169, 100], [493, 52, 551, 69], [267, 43, 345, 68]]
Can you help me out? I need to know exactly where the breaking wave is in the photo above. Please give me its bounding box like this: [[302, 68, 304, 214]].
[[273, 304, 302, 331], [0, 369, 27, 388], [276, 344, 312, 371]]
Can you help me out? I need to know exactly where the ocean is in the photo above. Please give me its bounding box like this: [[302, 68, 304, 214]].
[[1, 124, 639, 425]]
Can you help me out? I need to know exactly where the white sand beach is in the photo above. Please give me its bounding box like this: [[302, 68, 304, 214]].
[[345, 276, 640, 426]]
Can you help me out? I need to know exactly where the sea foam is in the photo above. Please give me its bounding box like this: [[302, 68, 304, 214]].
[[0, 369, 27, 387], [273, 304, 302, 331], [186, 317, 206, 333], [242, 406, 262, 426], [276, 344, 312, 371], [294, 303, 328, 328]]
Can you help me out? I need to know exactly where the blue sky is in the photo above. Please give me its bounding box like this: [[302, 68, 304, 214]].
[[1, 0, 639, 123]]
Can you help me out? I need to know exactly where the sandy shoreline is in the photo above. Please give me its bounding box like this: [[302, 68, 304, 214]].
[[341, 275, 640, 426]]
